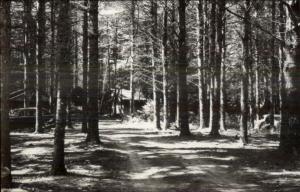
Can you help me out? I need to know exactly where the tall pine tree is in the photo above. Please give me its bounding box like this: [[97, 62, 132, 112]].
[[52, 0, 72, 175]]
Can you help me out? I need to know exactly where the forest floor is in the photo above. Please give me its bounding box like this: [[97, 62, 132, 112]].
[[5, 120, 300, 192]]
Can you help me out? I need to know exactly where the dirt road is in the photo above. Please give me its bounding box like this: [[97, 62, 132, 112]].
[[9, 120, 300, 192]]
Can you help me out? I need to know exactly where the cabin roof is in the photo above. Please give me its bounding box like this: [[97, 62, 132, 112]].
[[119, 89, 146, 101]]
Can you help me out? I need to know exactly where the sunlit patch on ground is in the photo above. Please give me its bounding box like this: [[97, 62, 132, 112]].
[[267, 170, 300, 176], [20, 147, 49, 158], [1, 188, 29, 192], [8, 121, 300, 192], [129, 166, 179, 180], [12, 168, 38, 176]]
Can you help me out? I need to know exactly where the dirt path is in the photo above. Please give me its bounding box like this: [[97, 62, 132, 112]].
[[9, 120, 300, 192], [98, 121, 294, 192], [101, 127, 238, 192]]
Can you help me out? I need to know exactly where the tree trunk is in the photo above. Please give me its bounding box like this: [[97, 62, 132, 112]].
[[86, 0, 100, 144], [169, 0, 177, 124], [263, 67, 270, 111], [279, 0, 288, 153], [52, 86, 67, 175], [197, 0, 205, 129], [178, 0, 191, 136], [249, 66, 255, 129], [203, 0, 210, 127], [73, 31, 79, 88], [209, 0, 215, 133], [240, 0, 251, 144], [176, 76, 180, 127], [162, 0, 169, 130], [23, 0, 36, 107], [67, 100, 73, 129], [209, 0, 221, 136], [248, 15, 255, 129], [209, 77, 213, 131], [129, 0, 135, 116], [113, 21, 118, 116], [106, 21, 111, 93], [270, 0, 277, 128], [280, 0, 300, 154], [49, 0, 56, 114], [172, 1, 180, 128], [220, 4, 226, 131], [151, 0, 161, 130], [0, 0, 12, 188], [81, 0, 88, 133], [52, 0, 72, 175], [35, 0, 46, 133], [254, 27, 260, 122]]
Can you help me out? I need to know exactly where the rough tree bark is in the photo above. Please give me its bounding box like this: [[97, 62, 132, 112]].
[[74, 31, 79, 88], [240, 0, 251, 144], [220, 3, 227, 131], [0, 0, 12, 188], [169, 0, 177, 124], [129, 0, 136, 116], [270, 0, 277, 128], [81, 0, 88, 133], [209, 0, 221, 136], [263, 63, 271, 112], [35, 0, 46, 133], [203, 0, 210, 127], [67, 99, 73, 129], [23, 0, 36, 107], [218, 0, 226, 131], [162, 0, 169, 130], [49, 0, 56, 113], [249, 54, 255, 129], [86, 0, 101, 144], [254, 24, 260, 122], [197, 0, 206, 129], [73, 31, 79, 88], [178, 0, 191, 136], [52, 0, 72, 175], [279, 0, 288, 153], [151, 0, 161, 130], [175, 1, 180, 128], [113, 21, 118, 116], [248, 6, 255, 130], [106, 21, 111, 93]]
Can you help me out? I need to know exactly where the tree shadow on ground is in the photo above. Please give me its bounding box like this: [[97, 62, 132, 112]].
[[10, 122, 300, 192], [99, 128, 300, 192]]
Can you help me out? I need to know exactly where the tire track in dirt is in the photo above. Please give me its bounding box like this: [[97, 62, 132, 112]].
[[99, 121, 264, 192]]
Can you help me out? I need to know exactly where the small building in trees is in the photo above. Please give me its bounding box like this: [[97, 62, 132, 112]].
[[98, 88, 147, 116], [100, 88, 146, 115], [119, 89, 146, 114]]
